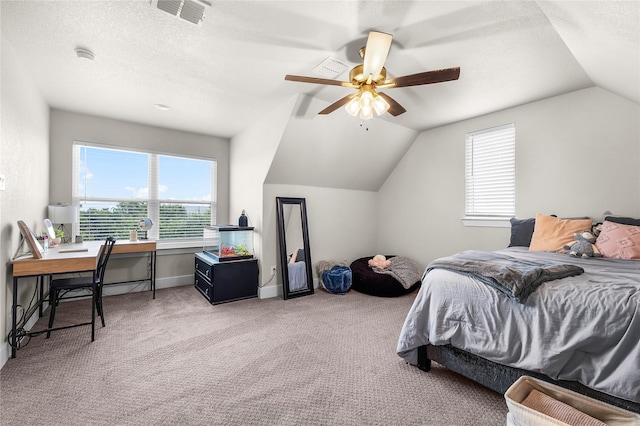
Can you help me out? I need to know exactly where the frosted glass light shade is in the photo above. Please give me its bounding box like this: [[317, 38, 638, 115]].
[[359, 107, 373, 120], [372, 94, 390, 115], [345, 96, 361, 116], [47, 205, 78, 224]]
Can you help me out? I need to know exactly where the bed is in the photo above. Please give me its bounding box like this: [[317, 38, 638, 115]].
[[397, 215, 640, 414]]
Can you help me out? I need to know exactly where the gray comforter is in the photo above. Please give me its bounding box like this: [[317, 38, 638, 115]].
[[397, 248, 640, 404], [426, 250, 584, 303]]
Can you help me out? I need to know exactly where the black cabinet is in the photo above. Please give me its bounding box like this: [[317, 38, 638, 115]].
[[195, 252, 258, 304]]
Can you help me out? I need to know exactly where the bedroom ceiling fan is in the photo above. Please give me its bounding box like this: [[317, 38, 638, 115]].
[[285, 31, 460, 120]]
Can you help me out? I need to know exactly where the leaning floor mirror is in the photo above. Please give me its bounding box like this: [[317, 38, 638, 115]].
[[276, 197, 314, 299]]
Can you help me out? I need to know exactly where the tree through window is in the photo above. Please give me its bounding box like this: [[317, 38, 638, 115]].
[[72, 143, 217, 241]]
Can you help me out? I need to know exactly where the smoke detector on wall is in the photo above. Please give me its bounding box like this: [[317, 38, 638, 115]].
[[150, 0, 210, 25]]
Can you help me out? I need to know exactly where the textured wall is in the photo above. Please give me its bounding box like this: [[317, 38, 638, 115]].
[[1, 39, 50, 366]]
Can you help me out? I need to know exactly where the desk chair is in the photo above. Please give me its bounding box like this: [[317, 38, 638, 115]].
[[47, 237, 116, 341]]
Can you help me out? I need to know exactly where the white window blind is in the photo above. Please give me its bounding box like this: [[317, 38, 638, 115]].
[[72, 142, 216, 241], [465, 123, 515, 219]]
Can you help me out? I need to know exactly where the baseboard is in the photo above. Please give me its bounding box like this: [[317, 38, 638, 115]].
[[258, 284, 280, 299], [258, 279, 319, 299], [101, 274, 192, 297]]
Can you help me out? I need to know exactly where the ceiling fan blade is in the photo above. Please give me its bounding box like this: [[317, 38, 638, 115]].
[[318, 94, 356, 115], [377, 92, 406, 116], [285, 75, 353, 87], [362, 31, 393, 79], [384, 67, 460, 88]]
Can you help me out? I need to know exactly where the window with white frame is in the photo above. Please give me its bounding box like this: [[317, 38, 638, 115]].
[[464, 123, 515, 223], [72, 142, 217, 242]]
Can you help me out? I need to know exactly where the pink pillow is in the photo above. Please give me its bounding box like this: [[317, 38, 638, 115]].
[[595, 221, 640, 260]]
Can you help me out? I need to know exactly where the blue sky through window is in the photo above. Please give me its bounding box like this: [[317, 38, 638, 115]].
[[79, 146, 212, 201], [159, 156, 212, 201]]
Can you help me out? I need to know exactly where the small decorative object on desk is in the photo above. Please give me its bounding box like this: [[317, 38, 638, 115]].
[[54, 229, 64, 245], [139, 217, 153, 239], [130, 230, 137, 241]]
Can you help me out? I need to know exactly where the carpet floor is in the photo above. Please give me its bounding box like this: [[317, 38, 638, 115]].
[[1, 285, 508, 425]]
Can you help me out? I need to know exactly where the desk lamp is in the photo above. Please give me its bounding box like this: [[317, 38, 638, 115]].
[[47, 205, 78, 244]]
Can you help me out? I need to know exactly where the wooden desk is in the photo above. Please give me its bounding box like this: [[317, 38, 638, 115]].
[[10, 239, 157, 358], [105, 240, 157, 299]]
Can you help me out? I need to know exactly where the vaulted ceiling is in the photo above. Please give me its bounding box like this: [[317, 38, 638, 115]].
[[2, 1, 638, 140]]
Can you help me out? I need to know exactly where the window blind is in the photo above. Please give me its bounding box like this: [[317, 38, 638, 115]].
[[465, 123, 515, 218], [72, 142, 216, 241]]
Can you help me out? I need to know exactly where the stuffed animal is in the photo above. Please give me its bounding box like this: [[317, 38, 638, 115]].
[[368, 254, 391, 269], [563, 231, 601, 258]]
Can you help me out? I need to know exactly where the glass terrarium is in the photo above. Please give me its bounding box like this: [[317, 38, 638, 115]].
[[203, 225, 254, 261]]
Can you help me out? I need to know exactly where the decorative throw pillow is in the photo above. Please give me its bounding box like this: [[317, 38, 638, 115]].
[[595, 221, 640, 260], [508, 217, 536, 247], [604, 215, 640, 227], [529, 213, 593, 252]]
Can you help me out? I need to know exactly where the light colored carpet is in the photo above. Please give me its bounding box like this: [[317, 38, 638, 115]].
[[1, 285, 508, 425]]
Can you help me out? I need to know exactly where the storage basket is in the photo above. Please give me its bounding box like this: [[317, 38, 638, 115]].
[[505, 376, 640, 426]]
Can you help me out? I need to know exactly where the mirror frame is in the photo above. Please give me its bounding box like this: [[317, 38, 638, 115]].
[[276, 197, 314, 300]]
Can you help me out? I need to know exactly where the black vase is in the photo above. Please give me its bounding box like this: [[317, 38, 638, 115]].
[[239, 210, 248, 227]]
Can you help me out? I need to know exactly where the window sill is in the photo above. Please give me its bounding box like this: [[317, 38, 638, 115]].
[[462, 217, 511, 228], [157, 239, 206, 251]]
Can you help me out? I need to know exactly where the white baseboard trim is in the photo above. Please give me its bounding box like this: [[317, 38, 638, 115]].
[[258, 284, 280, 299], [258, 279, 320, 300], [101, 274, 192, 297]]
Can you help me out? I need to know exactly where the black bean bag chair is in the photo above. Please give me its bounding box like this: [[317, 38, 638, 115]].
[[350, 255, 421, 297]]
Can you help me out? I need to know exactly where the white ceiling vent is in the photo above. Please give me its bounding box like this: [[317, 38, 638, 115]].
[[311, 57, 349, 79], [151, 0, 209, 25]]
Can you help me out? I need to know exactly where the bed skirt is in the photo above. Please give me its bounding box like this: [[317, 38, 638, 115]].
[[417, 344, 640, 414]]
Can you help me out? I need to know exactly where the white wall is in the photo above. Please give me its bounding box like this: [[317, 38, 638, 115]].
[[1, 38, 50, 366], [231, 94, 412, 297], [49, 109, 230, 221], [377, 87, 640, 269], [47, 110, 232, 291], [229, 96, 298, 288], [261, 184, 378, 297], [265, 96, 418, 192]]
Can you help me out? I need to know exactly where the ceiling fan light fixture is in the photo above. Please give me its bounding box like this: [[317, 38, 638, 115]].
[[372, 94, 390, 116], [349, 64, 386, 85], [345, 96, 361, 116], [284, 31, 460, 120], [344, 87, 389, 120], [358, 89, 374, 120], [359, 107, 374, 120], [360, 90, 373, 106]]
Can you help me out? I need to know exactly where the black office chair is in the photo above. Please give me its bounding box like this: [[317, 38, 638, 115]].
[[47, 236, 116, 341]]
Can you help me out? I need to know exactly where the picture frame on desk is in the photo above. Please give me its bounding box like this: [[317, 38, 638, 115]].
[[17, 220, 44, 259]]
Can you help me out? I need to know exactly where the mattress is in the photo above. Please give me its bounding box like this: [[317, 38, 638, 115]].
[[397, 247, 640, 403]]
